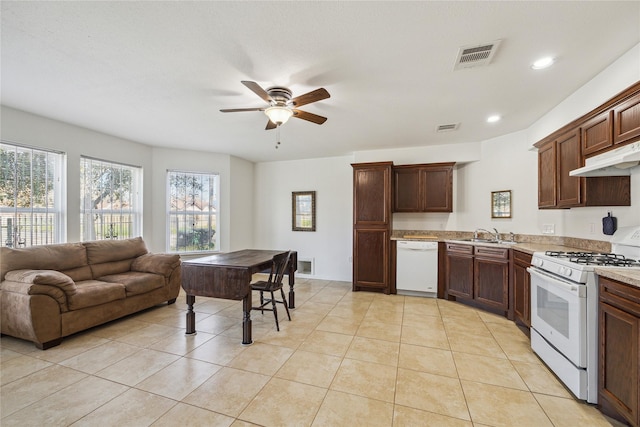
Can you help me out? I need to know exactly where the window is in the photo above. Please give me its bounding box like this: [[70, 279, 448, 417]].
[[0, 141, 65, 247], [80, 157, 142, 241], [167, 170, 219, 253]]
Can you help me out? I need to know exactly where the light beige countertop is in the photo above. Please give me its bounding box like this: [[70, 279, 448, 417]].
[[594, 268, 640, 289], [392, 230, 607, 254]]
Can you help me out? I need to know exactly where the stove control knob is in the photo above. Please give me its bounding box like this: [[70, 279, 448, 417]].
[[564, 268, 572, 277]]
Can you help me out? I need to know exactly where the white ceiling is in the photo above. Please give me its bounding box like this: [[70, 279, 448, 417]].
[[2, 1, 639, 163]]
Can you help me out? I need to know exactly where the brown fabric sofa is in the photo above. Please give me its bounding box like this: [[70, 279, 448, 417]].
[[0, 237, 181, 349]]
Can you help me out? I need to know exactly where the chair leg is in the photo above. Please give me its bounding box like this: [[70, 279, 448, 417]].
[[280, 288, 291, 321], [260, 291, 265, 314], [270, 291, 280, 331]]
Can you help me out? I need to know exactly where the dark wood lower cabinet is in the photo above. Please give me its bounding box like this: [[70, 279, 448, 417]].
[[512, 250, 532, 328], [445, 243, 510, 318], [353, 228, 390, 293], [599, 276, 640, 427], [446, 244, 474, 299], [474, 246, 509, 314]]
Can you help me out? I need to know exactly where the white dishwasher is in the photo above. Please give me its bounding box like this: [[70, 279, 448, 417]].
[[396, 240, 438, 297]]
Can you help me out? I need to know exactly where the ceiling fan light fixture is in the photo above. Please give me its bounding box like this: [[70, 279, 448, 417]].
[[265, 106, 293, 125]]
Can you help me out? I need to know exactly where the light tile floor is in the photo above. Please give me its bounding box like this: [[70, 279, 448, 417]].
[[0, 277, 624, 426]]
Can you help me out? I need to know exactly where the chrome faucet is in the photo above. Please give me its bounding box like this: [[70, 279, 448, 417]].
[[473, 228, 494, 240], [493, 228, 500, 241]]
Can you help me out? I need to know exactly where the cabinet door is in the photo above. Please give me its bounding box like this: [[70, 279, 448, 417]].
[[474, 255, 509, 311], [421, 166, 453, 212], [446, 245, 473, 299], [353, 165, 391, 225], [599, 301, 639, 426], [538, 141, 557, 208], [556, 130, 583, 207], [613, 93, 640, 145], [353, 229, 389, 291], [582, 111, 613, 156], [513, 256, 531, 328], [393, 168, 421, 212]]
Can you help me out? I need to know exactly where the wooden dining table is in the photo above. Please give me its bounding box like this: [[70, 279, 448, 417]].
[[180, 249, 297, 345]]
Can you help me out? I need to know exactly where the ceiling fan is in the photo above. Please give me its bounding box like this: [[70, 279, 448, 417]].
[[220, 81, 330, 130]]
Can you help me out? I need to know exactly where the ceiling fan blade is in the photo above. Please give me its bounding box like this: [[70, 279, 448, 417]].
[[290, 88, 330, 108], [241, 80, 273, 103], [220, 107, 265, 113], [266, 120, 277, 130], [292, 109, 328, 125]]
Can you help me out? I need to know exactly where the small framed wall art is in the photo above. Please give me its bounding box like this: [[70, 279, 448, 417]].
[[292, 191, 316, 231], [491, 190, 512, 218]]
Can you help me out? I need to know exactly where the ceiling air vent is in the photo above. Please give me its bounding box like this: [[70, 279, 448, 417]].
[[454, 40, 502, 70], [436, 123, 460, 132]]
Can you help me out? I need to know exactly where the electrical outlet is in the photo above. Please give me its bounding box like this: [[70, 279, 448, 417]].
[[542, 224, 555, 234], [589, 223, 596, 234]]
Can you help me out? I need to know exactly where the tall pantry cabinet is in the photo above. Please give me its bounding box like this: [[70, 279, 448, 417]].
[[352, 162, 393, 294]]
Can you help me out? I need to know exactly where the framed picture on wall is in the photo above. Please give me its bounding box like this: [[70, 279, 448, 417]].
[[491, 190, 512, 218], [292, 191, 316, 231]]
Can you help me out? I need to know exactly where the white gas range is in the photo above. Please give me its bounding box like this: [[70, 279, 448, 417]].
[[528, 226, 640, 404]]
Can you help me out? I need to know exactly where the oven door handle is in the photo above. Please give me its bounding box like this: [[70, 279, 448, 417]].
[[527, 267, 586, 297]]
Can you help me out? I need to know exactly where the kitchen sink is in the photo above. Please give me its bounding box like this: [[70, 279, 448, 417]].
[[457, 238, 518, 245]]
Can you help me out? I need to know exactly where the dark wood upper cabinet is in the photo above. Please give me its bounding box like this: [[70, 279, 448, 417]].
[[393, 163, 454, 212], [535, 81, 639, 209], [582, 111, 613, 156], [393, 167, 421, 212], [537, 141, 557, 208], [613, 93, 640, 145], [556, 129, 582, 207], [537, 132, 630, 209], [353, 162, 392, 225]]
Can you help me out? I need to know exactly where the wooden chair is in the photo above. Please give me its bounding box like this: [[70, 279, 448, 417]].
[[251, 251, 292, 331]]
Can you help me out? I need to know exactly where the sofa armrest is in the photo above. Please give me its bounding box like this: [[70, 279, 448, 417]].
[[2, 270, 76, 312], [131, 253, 180, 278], [4, 270, 77, 295]]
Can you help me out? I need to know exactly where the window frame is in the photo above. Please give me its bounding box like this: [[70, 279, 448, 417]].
[[166, 169, 220, 254], [80, 156, 143, 241], [0, 140, 66, 247]]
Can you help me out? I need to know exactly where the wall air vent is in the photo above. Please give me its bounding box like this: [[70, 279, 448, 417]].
[[436, 123, 460, 132], [454, 40, 502, 70]]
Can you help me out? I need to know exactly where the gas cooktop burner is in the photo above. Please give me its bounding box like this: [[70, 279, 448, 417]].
[[544, 250, 640, 267]]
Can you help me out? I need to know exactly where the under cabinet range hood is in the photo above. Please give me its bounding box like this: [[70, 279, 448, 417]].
[[570, 142, 640, 177]]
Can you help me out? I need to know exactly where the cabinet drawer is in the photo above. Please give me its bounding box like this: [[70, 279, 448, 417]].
[[446, 243, 473, 254], [600, 276, 640, 317], [513, 250, 532, 265], [474, 246, 509, 260]]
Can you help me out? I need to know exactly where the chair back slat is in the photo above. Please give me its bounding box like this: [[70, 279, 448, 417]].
[[268, 251, 291, 287]]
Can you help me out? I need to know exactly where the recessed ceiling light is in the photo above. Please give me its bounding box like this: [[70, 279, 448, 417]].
[[531, 56, 555, 70], [487, 115, 501, 123]]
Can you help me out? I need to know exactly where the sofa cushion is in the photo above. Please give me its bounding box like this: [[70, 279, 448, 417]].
[[97, 272, 164, 296], [90, 259, 135, 279], [84, 237, 148, 265], [131, 253, 181, 278], [1, 243, 88, 281], [67, 280, 126, 310], [4, 270, 77, 296]]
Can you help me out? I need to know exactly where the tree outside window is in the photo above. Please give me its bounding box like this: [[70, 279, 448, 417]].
[[0, 142, 64, 247], [80, 157, 142, 241], [167, 171, 218, 253]]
